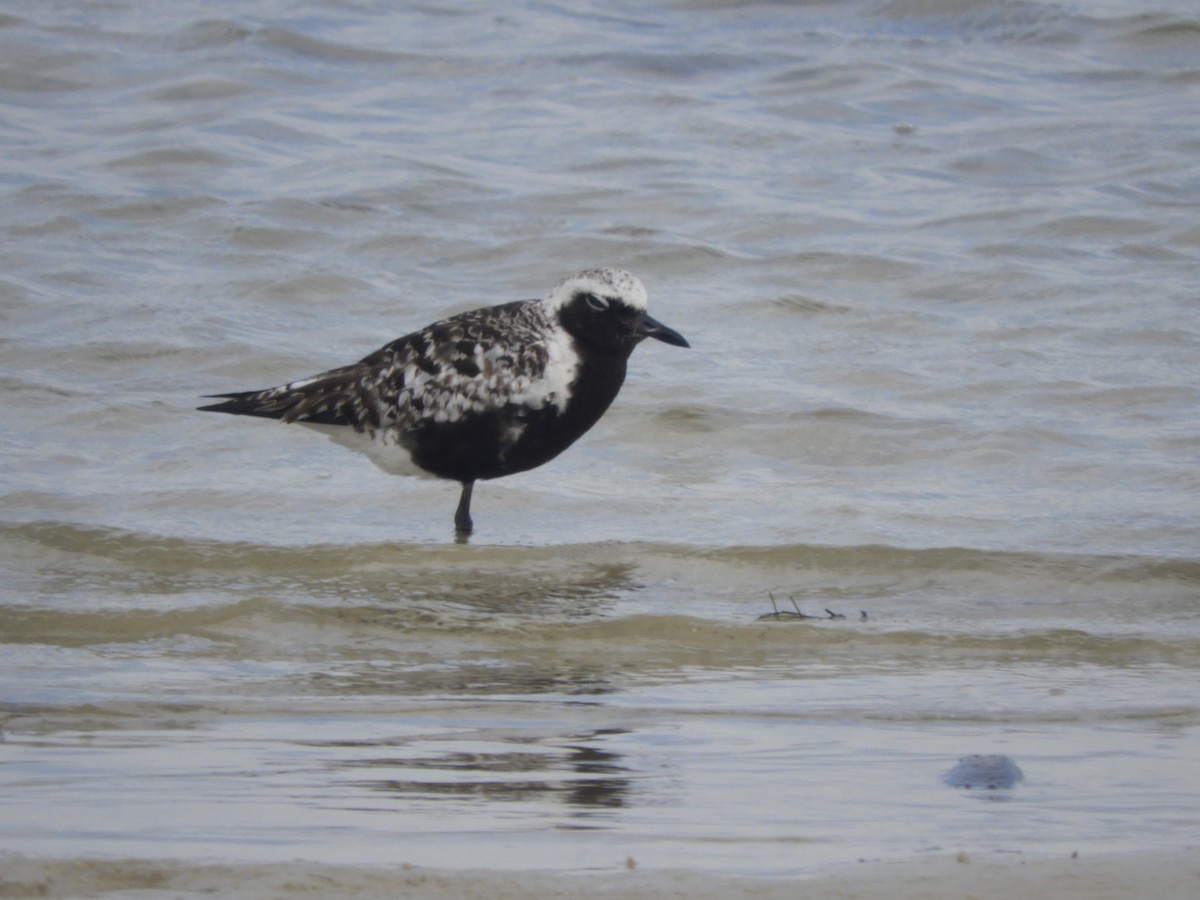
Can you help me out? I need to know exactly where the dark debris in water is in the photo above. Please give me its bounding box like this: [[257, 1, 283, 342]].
[[943, 754, 1024, 790], [756, 593, 868, 623]]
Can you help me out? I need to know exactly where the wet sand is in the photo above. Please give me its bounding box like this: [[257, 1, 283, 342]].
[[2, 849, 1197, 899]]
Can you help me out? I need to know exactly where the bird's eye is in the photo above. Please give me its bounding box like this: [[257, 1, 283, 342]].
[[582, 292, 609, 312]]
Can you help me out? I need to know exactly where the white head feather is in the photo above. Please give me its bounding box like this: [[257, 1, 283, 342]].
[[544, 267, 649, 313]]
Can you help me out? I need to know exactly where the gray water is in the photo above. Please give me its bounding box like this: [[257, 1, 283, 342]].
[[2, 0, 1199, 883]]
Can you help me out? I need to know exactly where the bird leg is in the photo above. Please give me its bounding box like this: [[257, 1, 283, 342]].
[[454, 481, 475, 535]]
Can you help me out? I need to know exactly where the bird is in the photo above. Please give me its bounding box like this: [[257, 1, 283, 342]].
[[199, 267, 689, 536]]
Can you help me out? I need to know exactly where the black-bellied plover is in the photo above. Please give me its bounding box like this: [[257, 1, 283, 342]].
[[199, 268, 689, 535]]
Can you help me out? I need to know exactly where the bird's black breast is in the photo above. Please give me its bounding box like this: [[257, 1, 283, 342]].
[[403, 342, 629, 483]]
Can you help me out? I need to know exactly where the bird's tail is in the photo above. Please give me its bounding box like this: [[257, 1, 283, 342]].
[[198, 362, 381, 428], [197, 390, 290, 420]]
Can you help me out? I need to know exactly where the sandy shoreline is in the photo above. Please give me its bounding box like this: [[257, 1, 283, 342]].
[[2, 848, 1196, 899]]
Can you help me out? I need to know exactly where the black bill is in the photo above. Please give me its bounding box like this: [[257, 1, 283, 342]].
[[642, 314, 690, 348]]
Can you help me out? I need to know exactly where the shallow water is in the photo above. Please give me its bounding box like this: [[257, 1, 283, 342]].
[[1, 0, 1199, 883]]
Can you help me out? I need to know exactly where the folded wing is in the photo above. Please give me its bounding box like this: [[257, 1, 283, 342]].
[[198, 301, 553, 437]]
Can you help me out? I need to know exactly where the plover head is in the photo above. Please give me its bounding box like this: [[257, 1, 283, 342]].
[[548, 267, 689, 357]]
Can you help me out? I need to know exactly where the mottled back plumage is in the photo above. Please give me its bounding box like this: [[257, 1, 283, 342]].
[[208, 300, 561, 434]]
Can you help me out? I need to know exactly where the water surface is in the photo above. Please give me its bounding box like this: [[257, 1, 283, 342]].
[[1, 0, 1198, 881]]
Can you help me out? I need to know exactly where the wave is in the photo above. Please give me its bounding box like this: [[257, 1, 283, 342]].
[[3, 521, 1196, 661]]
